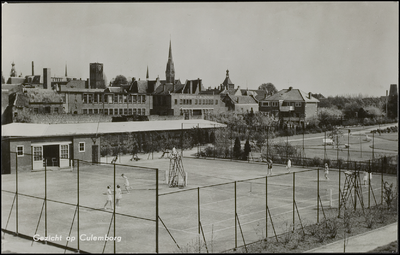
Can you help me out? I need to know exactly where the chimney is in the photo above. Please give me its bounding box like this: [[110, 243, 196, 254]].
[[190, 81, 193, 94], [32, 61, 34, 75], [288, 86, 293, 91], [43, 68, 51, 89], [308, 92, 312, 99]]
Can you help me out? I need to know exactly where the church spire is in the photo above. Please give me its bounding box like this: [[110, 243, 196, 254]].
[[165, 40, 175, 83]]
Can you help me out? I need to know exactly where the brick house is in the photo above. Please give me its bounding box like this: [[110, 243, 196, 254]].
[[259, 87, 319, 124]]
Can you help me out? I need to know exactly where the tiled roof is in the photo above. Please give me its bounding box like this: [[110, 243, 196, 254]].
[[2, 119, 227, 138], [64, 80, 86, 89], [222, 77, 234, 87], [60, 88, 104, 93], [261, 88, 319, 103], [182, 79, 204, 94], [226, 94, 258, 105], [241, 89, 268, 101], [136, 80, 149, 94], [153, 83, 184, 95]]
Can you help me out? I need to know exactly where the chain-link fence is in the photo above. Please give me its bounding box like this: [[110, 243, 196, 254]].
[[2, 152, 159, 253], [2, 150, 397, 253]]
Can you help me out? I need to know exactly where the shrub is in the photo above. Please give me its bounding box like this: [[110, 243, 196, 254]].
[[281, 223, 295, 245], [312, 156, 323, 167], [306, 222, 320, 236], [343, 209, 353, 233], [383, 182, 396, 209], [315, 225, 326, 243], [203, 146, 215, 157], [364, 208, 374, 228]]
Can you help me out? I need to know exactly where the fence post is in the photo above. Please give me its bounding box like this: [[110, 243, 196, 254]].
[[266, 176, 268, 240], [293, 172, 295, 232], [15, 152, 19, 235], [381, 159, 383, 205], [338, 161, 341, 218], [45, 159, 47, 243], [368, 160, 371, 209], [235, 181, 237, 249], [198, 187, 201, 253], [317, 168, 319, 223], [302, 122, 305, 168], [113, 163, 116, 253], [156, 168, 159, 253], [77, 159, 80, 252]]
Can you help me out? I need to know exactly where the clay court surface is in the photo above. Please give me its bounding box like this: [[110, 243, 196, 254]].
[[1, 155, 397, 253]]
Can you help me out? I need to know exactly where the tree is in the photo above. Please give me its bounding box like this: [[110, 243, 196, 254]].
[[343, 102, 361, 119], [233, 137, 242, 159], [318, 107, 343, 126], [209, 131, 215, 144], [328, 127, 344, 149], [112, 75, 128, 87], [244, 139, 251, 160], [258, 83, 278, 95]]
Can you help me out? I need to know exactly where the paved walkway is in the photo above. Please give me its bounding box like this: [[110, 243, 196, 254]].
[[2, 223, 397, 253], [305, 222, 398, 253]]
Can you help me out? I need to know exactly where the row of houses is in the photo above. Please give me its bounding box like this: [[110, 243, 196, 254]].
[[2, 41, 320, 124], [4, 74, 319, 124]]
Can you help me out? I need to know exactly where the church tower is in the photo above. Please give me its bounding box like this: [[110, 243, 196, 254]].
[[10, 62, 17, 77], [165, 40, 175, 84]]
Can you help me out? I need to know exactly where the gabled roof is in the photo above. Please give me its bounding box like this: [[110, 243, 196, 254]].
[[153, 83, 185, 95], [182, 79, 204, 94], [225, 94, 258, 105], [60, 88, 104, 93], [64, 80, 86, 89], [1, 120, 227, 138], [241, 89, 268, 101], [261, 88, 319, 103]]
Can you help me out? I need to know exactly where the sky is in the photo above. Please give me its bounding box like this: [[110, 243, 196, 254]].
[[1, 2, 398, 97]]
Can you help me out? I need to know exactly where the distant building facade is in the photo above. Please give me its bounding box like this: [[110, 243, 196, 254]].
[[259, 87, 319, 124], [90, 63, 105, 89]]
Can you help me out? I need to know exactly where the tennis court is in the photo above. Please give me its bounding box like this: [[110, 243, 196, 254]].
[[1, 155, 397, 253]]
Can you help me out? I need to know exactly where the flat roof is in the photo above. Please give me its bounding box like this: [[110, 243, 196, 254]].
[[1, 119, 226, 138]]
